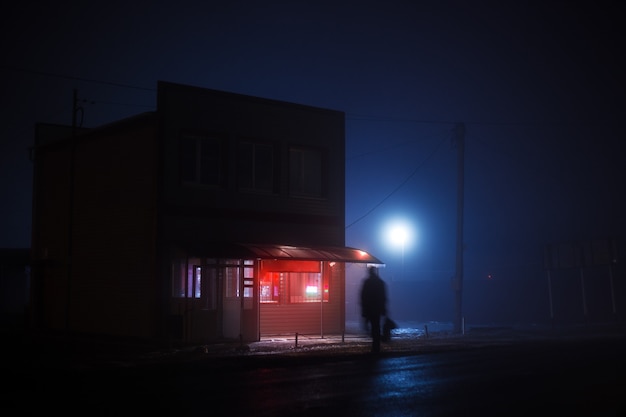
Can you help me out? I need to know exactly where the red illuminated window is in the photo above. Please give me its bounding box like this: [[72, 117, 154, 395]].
[[289, 272, 322, 303], [260, 272, 282, 303], [260, 270, 329, 304]]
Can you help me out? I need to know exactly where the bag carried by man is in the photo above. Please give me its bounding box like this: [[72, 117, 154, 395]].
[[382, 316, 398, 342]]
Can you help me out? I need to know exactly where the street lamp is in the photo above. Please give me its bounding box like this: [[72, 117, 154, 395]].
[[384, 218, 414, 280]]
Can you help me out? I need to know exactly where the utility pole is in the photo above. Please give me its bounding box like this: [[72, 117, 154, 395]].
[[66, 89, 82, 331], [453, 122, 465, 334]]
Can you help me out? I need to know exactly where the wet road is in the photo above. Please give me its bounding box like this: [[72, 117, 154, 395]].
[[7, 336, 626, 416]]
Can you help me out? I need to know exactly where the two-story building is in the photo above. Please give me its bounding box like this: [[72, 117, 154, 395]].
[[30, 81, 381, 346]]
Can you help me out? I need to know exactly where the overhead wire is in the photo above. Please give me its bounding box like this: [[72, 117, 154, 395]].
[[346, 112, 455, 125], [1, 66, 156, 92], [345, 129, 451, 230], [346, 112, 615, 128], [346, 137, 423, 161], [5, 65, 606, 128]]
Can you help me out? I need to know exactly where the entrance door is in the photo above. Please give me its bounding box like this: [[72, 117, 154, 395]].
[[189, 265, 218, 343], [222, 265, 241, 339], [182, 260, 258, 343], [222, 261, 258, 342], [191, 265, 239, 341]]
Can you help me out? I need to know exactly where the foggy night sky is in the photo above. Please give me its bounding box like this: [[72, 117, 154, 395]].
[[1, 0, 625, 286]]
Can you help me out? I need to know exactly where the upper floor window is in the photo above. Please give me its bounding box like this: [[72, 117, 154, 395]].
[[180, 133, 223, 187], [238, 140, 276, 193], [289, 146, 325, 198]]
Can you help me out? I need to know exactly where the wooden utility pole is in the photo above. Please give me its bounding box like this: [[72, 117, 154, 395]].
[[66, 89, 82, 331], [453, 122, 465, 334]]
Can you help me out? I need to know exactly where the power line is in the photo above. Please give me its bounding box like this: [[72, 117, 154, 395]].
[[347, 112, 611, 128], [1, 65, 156, 92], [86, 99, 155, 109], [4, 66, 618, 128], [345, 131, 449, 230], [347, 137, 423, 160], [347, 113, 454, 125]]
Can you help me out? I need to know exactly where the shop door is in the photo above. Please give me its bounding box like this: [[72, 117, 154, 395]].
[[222, 265, 241, 339], [189, 265, 219, 343], [189, 262, 257, 342], [220, 262, 258, 342]]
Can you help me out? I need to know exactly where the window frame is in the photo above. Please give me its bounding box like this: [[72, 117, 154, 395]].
[[288, 145, 328, 198], [179, 131, 227, 188], [237, 139, 278, 194]]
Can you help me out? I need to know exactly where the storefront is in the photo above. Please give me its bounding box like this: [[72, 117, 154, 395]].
[[170, 244, 381, 343]]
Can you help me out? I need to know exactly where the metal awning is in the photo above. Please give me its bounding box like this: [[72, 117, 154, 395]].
[[242, 243, 383, 264], [187, 242, 383, 264]]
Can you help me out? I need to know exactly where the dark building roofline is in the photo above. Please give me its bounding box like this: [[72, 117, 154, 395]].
[[33, 112, 157, 152], [157, 80, 345, 116]]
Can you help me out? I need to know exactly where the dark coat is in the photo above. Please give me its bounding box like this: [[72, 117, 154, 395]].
[[360, 270, 387, 319]]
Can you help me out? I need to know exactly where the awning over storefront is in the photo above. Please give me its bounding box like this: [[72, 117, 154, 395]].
[[242, 243, 383, 264], [186, 242, 383, 264]]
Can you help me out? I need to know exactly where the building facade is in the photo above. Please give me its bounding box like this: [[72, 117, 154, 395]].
[[30, 81, 381, 346]]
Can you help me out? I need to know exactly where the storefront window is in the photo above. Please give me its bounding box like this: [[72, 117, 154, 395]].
[[260, 272, 281, 303], [260, 269, 329, 304], [243, 260, 254, 298]]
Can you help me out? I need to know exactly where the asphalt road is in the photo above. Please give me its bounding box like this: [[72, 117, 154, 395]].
[[5, 333, 626, 416]]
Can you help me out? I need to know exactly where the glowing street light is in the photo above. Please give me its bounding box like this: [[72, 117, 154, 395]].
[[383, 218, 414, 280]]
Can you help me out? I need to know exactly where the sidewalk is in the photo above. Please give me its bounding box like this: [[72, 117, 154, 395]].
[[5, 321, 626, 371], [145, 320, 626, 365]]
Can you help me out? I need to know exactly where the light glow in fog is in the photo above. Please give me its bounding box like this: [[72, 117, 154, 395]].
[[383, 217, 415, 252]]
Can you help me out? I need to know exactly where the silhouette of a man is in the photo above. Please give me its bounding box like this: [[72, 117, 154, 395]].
[[360, 266, 387, 353]]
